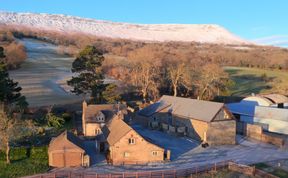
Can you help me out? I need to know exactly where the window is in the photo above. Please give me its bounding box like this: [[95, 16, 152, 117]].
[[95, 128, 101, 135], [152, 151, 158, 156], [224, 111, 230, 119], [128, 138, 135, 144], [124, 152, 130, 157]]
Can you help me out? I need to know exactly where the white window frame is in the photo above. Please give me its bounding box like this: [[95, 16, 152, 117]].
[[123, 152, 130, 157], [152, 151, 158, 156], [128, 138, 135, 145]]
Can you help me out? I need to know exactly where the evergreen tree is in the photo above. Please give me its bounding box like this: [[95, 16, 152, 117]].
[[0, 46, 28, 164], [67, 46, 107, 103], [102, 84, 121, 104], [0, 47, 25, 107]]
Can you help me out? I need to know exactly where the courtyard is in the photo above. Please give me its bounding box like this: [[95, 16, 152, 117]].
[[52, 124, 288, 174]]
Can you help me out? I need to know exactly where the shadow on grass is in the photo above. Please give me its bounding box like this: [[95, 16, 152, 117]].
[[229, 74, 275, 96]]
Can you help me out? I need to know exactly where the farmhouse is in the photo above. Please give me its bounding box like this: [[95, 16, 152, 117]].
[[135, 95, 236, 145], [227, 94, 288, 135], [82, 101, 127, 137], [48, 131, 89, 168], [102, 115, 165, 165]]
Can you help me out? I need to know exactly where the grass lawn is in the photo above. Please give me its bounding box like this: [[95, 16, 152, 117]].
[[199, 168, 254, 178], [224, 66, 288, 96], [254, 162, 288, 178], [0, 146, 49, 178]]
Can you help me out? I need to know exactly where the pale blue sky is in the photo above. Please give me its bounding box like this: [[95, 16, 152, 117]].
[[1, 0, 287, 46]]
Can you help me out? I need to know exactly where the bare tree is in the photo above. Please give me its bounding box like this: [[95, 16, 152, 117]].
[[0, 104, 35, 164], [195, 64, 230, 100], [167, 62, 187, 96], [128, 61, 159, 101]]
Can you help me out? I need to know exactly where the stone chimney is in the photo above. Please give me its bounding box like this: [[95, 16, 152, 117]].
[[82, 100, 88, 135]]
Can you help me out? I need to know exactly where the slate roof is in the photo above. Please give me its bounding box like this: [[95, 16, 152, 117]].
[[49, 130, 85, 152], [138, 95, 224, 122], [103, 115, 132, 146], [262, 94, 288, 104], [84, 104, 126, 123]]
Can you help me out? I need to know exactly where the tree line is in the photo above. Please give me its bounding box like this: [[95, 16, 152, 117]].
[[68, 45, 234, 103]]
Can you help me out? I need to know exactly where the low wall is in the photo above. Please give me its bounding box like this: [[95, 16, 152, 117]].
[[228, 162, 255, 176], [261, 132, 285, 147], [237, 122, 285, 147], [228, 162, 279, 178]]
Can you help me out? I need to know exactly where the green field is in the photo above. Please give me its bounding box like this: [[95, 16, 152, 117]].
[[224, 66, 288, 96], [0, 146, 49, 178]]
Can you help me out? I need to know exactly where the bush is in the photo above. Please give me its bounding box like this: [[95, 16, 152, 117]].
[[0, 146, 49, 178], [62, 112, 72, 121]]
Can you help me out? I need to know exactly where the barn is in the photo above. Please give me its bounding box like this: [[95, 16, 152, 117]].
[[48, 131, 90, 167], [227, 94, 288, 135], [135, 95, 236, 146]]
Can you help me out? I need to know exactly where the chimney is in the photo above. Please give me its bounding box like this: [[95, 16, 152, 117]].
[[82, 100, 88, 135]]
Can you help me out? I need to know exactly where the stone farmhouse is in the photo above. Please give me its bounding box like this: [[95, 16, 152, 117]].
[[81, 101, 127, 137], [135, 95, 236, 145], [48, 131, 90, 168], [102, 116, 166, 165]]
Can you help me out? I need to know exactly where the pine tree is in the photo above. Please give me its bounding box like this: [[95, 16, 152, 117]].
[[0, 46, 28, 164], [67, 46, 107, 103]]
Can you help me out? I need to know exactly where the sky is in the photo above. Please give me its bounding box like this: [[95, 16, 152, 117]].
[[1, 0, 287, 47]]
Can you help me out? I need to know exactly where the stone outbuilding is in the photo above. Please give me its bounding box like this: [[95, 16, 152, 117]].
[[48, 131, 89, 168], [102, 116, 166, 165], [82, 101, 127, 137], [135, 95, 236, 146]]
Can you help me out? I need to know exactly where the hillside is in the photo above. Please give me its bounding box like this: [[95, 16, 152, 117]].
[[0, 11, 250, 45]]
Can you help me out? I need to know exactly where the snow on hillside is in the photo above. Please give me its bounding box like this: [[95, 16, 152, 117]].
[[0, 12, 250, 44]]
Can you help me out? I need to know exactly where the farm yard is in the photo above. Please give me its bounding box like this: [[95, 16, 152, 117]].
[[225, 66, 288, 96]]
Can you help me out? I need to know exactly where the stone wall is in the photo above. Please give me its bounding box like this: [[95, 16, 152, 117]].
[[238, 122, 285, 147], [245, 123, 263, 140], [109, 130, 165, 165], [84, 123, 101, 137], [172, 116, 208, 141], [207, 120, 236, 145]]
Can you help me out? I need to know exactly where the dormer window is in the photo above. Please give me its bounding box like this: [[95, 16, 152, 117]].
[[128, 138, 135, 144], [95, 111, 105, 122]]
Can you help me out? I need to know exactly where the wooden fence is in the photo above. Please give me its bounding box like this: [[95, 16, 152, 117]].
[[25, 160, 230, 178], [25, 161, 280, 178]]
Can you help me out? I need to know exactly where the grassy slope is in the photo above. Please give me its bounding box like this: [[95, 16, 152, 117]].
[[254, 163, 288, 178], [0, 146, 49, 178], [224, 66, 288, 96]]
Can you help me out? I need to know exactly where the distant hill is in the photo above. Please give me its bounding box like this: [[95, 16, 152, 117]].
[[0, 11, 251, 45]]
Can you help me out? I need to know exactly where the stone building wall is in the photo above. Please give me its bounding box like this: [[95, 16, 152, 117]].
[[109, 130, 165, 165], [207, 120, 236, 145]]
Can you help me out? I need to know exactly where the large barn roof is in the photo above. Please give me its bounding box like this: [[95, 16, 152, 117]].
[[139, 95, 224, 122]]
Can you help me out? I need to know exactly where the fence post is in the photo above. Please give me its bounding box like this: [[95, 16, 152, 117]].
[[173, 169, 176, 178]]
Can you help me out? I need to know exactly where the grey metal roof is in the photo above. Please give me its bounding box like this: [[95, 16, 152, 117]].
[[262, 94, 288, 104], [139, 95, 224, 122]]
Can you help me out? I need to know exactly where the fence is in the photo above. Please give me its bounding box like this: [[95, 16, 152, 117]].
[[24, 160, 280, 178], [25, 160, 231, 178]]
